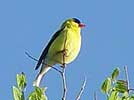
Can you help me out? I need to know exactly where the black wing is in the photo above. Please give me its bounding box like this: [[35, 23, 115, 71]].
[[35, 28, 64, 70]]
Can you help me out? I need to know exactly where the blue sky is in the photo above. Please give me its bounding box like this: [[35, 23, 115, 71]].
[[0, 0, 134, 100]]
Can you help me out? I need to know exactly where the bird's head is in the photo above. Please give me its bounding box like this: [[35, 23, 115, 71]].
[[61, 18, 85, 29]]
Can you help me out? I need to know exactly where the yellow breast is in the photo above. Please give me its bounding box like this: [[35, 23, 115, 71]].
[[47, 28, 81, 65]]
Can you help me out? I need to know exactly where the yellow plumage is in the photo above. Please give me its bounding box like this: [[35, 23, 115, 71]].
[[48, 22, 81, 65], [33, 18, 85, 86]]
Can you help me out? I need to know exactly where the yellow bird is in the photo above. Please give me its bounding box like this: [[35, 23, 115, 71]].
[[33, 18, 85, 86]]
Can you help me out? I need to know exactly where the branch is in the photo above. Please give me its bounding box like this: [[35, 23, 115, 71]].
[[75, 77, 87, 100], [123, 66, 134, 93], [60, 68, 67, 100], [94, 92, 97, 100], [129, 88, 134, 92], [25, 51, 38, 62], [124, 66, 130, 91], [25, 51, 62, 73]]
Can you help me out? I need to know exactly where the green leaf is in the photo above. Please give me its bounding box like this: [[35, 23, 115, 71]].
[[108, 90, 119, 100], [129, 96, 134, 100], [111, 67, 120, 81], [12, 86, 24, 100], [101, 77, 111, 94], [16, 72, 27, 91], [28, 87, 47, 100], [122, 92, 129, 98], [115, 80, 128, 93]]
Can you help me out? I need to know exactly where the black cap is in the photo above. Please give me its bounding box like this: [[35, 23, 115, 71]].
[[73, 18, 81, 24]]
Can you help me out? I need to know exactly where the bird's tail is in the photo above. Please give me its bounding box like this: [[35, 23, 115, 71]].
[[33, 65, 51, 87]]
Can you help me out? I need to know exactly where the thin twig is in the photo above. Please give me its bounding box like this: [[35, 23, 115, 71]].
[[129, 88, 134, 92], [51, 66, 62, 73], [94, 92, 97, 100], [25, 51, 62, 73], [124, 66, 130, 91], [124, 66, 134, 92], [25, 51, 38, 61], [75, 77, 87, 100], [124, 67, 134, 93], [61, 68, 67, 100]]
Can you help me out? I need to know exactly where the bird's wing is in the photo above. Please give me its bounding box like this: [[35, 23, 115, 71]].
[[35, 28, 64, 70]]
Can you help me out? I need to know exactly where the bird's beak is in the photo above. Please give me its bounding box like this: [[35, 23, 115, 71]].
[[79, 23, 85, 28]]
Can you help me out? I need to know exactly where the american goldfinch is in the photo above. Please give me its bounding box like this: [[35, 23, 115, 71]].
[[33, 18, 85, 86]]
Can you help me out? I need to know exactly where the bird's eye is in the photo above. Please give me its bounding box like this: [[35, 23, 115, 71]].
[[73, 18, 81, 24]]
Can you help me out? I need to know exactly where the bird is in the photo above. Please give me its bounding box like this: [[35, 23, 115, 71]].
[[33, 18, 85, 87]]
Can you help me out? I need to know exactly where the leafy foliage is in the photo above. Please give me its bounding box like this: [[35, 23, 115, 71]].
[[12, 72, 47, 100], [111, 68, 119, 81], [12, 86, 24, 100], [101, 67, 134, 100], [28, 87, 47, 100], [16, 72, 27, 91], [12, 67, 134, 100], [101, 77, 111, 94]]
